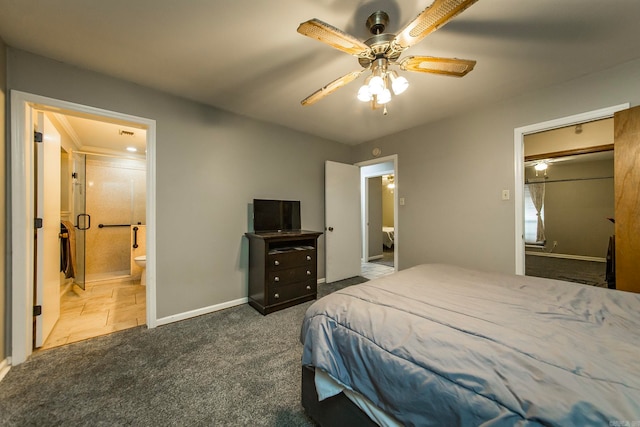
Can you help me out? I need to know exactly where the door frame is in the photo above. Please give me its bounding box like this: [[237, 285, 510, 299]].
[[10, 90, 158, 365], [356, 154, 399, 272], [513, 103, 628, 275]]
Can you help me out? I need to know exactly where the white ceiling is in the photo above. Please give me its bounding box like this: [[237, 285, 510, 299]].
[[53, 113, 147, 156], [2, 0, 640, 146]]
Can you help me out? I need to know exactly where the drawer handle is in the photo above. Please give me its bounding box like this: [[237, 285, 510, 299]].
[[274, 260, 280, 266], [274, 293, 280, 299], [274, 276, 279, 282], [306, 270, 311, 276], [306, 255, 312, 261], [306, 285, 312, 290]]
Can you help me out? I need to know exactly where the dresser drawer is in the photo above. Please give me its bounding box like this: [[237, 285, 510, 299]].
[[268, 249, 315, 270], [268, 266, 315, 285], [268, 281, 316, 305]]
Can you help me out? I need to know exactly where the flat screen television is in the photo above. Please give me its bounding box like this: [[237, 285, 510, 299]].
[[253, 199, 301, 232]]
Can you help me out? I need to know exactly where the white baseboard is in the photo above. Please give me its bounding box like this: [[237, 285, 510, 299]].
[[367, 255, 383, 261], [155, 278, 330, 326], [0, 358, 11, 382], [155, 297, 248, 326], [525, 251, 606, 263]]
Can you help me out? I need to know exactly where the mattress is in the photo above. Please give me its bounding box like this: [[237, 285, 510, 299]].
[[300, 264, 640, 426]]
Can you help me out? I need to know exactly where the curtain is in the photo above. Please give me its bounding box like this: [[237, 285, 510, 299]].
[[528, 182, 546, 242]]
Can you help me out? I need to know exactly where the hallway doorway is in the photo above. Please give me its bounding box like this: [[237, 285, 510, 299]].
[[358, 155, 398, 275]]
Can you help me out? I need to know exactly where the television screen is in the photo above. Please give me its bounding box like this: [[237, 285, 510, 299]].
[[253, 199, 301, 232]]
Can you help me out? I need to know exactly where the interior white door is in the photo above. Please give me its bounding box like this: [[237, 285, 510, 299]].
[[34, 111, 61, 348], [325, 160, 361, 283]]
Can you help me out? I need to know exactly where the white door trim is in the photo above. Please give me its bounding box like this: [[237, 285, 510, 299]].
[[513, 103, 628, 275], [10, 90, 158, 365], [356, 154, 399, 271]]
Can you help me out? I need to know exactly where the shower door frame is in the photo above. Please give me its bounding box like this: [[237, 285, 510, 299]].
[[72, 152, 88, 290], [10, 90, 157, 365]]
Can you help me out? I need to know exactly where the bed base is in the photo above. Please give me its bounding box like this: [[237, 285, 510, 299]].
[[301, 365, 378, 427]]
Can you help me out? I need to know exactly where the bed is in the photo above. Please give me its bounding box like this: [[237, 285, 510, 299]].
[[382, 226, 394, 249], [300, 264, 640, 426]]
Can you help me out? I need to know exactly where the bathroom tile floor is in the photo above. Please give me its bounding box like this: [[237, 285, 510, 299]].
[[40, 277, 146, 351]]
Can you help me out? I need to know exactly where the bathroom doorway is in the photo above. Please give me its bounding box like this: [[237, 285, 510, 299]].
[[10, 91, 157, 363], [40, 111, 149, 350]]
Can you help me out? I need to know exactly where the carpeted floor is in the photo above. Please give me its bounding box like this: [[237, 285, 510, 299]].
[[0, 276, 368, 426], [525, 255, 607, 287]]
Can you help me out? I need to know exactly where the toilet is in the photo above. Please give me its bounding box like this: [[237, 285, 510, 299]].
[[134, 255, 146, 286]]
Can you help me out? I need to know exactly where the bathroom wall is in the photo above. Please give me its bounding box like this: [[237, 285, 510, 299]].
[[85, 155, 146, 280], [131, 225, 146, 281]]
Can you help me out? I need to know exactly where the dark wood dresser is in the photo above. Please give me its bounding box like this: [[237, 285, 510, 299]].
[[245, 230, 322, 315]]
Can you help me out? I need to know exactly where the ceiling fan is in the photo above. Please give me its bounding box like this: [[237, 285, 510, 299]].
[[297, 0, 479, 110]]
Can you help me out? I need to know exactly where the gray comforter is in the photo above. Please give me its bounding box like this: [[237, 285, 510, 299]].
[[300, 264, 640, 426]]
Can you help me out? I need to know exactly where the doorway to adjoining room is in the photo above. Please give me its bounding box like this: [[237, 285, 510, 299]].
[[36, 109, 148, 350], [514, 106, 626, 286], [360, 159, 396, 280]]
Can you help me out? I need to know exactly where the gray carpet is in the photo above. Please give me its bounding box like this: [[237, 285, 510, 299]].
[[525, 255, 607, 287], [0, 276, 368, 426]]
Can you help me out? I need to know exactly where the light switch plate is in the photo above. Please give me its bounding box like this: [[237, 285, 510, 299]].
[[501, 190, 510, 200]]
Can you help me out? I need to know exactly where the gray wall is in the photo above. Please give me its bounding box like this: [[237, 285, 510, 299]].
[[1, 38, 6, 361], [352, 58, 640, 274], [526, 159, 614, 258], [6, 48, 351, 319], [382, 181, 394, 228]]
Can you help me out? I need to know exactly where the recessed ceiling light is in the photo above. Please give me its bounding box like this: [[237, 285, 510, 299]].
[[126, 147, 137, 152]]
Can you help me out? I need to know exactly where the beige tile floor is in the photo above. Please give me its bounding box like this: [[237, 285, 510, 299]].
[[40, 278, 146, 350], [361, 262, 395, 280]]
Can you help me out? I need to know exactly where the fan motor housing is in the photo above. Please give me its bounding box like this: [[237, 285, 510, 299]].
[[359, 33, 400, 68], [366, 11, 389, 35]]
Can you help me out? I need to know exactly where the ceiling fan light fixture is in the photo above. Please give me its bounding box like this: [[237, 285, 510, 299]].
[[368, 75, 384, 95], [297, 1, 479, 108], [377, 88, 392, 104], [390, 71, 409, 95], [357, 84, 373, 102]]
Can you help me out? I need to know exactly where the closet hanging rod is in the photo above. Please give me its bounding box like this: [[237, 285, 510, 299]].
[[525, 176, 613, 184]]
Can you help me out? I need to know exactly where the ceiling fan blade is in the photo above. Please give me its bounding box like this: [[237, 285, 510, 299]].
[[392, 0, 479, 51], [298, 19, 372, 58], [399, 56, 476, 77], [301, 69, 366, 106]]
